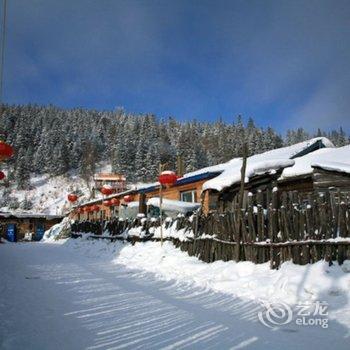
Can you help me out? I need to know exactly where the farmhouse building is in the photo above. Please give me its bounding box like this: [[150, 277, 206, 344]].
[[70, 166, 223, 220], [201, 137, 334, 213], [0, 212, 63, 242], [278, 145, 350, 194]]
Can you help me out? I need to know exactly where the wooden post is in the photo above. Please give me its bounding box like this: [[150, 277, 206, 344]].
[[238, 143, 248, 210], [270, 188, 279, 268], [235, 143, 248, 261], [100, 210, 103, 235]]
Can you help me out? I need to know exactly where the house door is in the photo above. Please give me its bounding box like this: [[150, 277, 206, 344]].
[[34, 223, 45, 241], [6, 224, 17, 242]]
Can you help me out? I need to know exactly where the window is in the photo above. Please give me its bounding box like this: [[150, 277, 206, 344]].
[[180, 190, 197, 203]]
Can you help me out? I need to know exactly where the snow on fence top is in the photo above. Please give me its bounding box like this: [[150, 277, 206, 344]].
[[280, 145, 350, 180], [147, 197, 200, 213], [203, 137, 333, 192]]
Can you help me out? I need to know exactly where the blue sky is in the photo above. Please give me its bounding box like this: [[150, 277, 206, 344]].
[[3, 0, 350, 132]]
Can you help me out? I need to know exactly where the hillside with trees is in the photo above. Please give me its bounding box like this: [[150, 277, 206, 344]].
[[0, 103, 349, 193]]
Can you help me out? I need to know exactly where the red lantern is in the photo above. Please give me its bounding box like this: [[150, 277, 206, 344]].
[[0, 141, 14, 161], [67, 193, 78, 202], [0, 171, 5, 180], [103, 200, 112, 207], [92, 205, 100, 212], [78, 207, 85, 214], [123, 195, 133, 203], [158, 171, 177, 186], [84, 206, 92, 213], [100, 185, 114, 196], [111, 198, 120, 206]]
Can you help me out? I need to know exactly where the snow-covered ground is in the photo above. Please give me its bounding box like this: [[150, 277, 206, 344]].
[[1, 239, 349, 349]]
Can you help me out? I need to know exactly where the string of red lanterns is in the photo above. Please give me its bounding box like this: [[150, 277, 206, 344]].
[[73, 170, 177, 224]]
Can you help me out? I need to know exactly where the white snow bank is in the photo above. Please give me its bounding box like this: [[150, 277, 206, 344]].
[[42, 217, 69, 242], [147, 197, 200, 213], [204, 137, 333, 191], [114, 241, 350, 329], [60, 238, 350, 330], [280, 145, 350, 180]]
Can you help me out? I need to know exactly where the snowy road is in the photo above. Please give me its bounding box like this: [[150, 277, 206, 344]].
[[0, 242, 349, 350]]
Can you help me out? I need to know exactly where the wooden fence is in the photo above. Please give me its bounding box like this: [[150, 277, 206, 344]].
[[71, 190, 350, 268]]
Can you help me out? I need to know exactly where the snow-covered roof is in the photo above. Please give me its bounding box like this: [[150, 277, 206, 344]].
[[313, 161, 350, 175], [203, 137, 333, 192], [147, 197, 200, 213], [182, 160, 235, 178], [135, 165, 231, 193], [135, 181, 159, 191], [0, 212, 63, 219], [203, 159, 295, 191], [279, 145, 350, 180]]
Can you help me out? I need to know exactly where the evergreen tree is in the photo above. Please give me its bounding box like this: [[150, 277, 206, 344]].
[[0, 103, 348, 186]]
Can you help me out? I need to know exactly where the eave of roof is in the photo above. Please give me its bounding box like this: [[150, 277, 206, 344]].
[[0, 212, 63, 219], [139, 171, 222, 194], [73, 188, 137, 208]]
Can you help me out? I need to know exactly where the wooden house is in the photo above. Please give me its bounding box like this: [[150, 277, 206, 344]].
[[70, 189, 138, 221], [138, 169, 222, 209], [70, 167, 223, 220], [0, 212, 63, 241], [278, 145, 350, 195], [93, 173, 126, 194], [201, 137, 334, 214]]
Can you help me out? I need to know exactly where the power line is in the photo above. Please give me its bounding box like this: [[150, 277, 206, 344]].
[[0, 0, 7, 106]]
